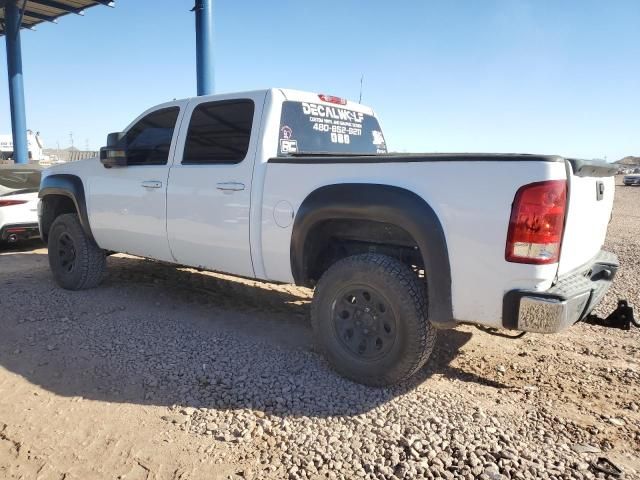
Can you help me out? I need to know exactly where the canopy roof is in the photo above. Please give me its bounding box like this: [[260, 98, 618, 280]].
[[0, 0, 113, 35]]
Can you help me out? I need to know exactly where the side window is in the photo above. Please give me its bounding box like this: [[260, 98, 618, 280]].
[[122, 107, 180, 166], [182, 99, 254, 165]]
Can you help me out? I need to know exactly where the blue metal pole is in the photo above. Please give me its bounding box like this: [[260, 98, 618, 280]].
[[194, 0, 214, 96], [4, 1, 29, 164]]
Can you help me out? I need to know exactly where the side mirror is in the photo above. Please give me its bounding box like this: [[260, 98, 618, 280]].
[[106, 131, 125, 147], [100, 132, 127, 168]]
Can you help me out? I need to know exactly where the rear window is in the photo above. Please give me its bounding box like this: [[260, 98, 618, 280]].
[[277, 101, 387, 156], [0, 167, 41, 196]]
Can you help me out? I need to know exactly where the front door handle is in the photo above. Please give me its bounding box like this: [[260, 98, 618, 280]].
[[216, 182, 245, 192], [141, 181, 162, 189]]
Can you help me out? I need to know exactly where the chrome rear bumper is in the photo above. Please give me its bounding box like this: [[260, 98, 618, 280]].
[[503, 250, 618, 333]]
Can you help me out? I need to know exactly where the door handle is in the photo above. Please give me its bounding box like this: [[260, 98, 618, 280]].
[[216, 182, 245, 192], [141, 181, 162, 189]]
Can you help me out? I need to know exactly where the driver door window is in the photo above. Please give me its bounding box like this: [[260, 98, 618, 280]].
[[122, 107, 180, 166]]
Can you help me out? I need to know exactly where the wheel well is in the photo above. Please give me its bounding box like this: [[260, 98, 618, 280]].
[[39, 194, 77, 242], [302, 219, 424, 286], [291, 183, 453, 327]]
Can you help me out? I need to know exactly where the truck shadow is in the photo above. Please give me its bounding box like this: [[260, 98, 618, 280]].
[[0, 252, 509, 418]]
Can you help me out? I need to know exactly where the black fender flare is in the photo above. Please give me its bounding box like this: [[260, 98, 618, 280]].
[[39, 174, 95, 243], [291, 183, 454, 327]]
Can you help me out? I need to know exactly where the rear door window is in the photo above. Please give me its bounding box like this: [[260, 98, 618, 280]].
[[182, 100, 255, 165], [277, 101, 387, 156]]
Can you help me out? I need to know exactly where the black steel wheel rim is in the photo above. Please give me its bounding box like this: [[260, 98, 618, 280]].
[[58, 232, 76, 273], [331, 284, 397, 361]]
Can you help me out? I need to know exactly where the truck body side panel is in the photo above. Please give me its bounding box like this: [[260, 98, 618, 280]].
[[260, 159, 567, 328]]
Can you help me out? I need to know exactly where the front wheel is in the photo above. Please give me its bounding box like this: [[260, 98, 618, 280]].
[[311, 253, 436, 386], [48, 213, 107, 290]]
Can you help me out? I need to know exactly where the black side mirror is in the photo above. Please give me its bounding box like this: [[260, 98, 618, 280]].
[[106, 131, 125, 147], [100, 132, 127, 168]]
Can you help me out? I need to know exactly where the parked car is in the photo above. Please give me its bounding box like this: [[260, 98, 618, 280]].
[[623, 173, 640, 186], [0, 165, 41, 245], [38, 88, 620, 386]]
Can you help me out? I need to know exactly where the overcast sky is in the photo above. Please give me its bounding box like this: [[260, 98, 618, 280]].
[[0, 0, 638, 160]]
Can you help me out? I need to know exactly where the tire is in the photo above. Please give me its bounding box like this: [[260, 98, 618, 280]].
[[48, 213, 107, 290], [311, 253, 436, 386]]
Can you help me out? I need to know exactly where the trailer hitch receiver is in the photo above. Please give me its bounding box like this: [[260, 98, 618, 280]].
[[584, 300, 638, 331]]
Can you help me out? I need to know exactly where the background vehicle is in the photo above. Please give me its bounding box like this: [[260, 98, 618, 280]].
[[0, 130, 46, 163], [0, 165, 41, 245], [38, 89, 620, 386], [624, 172, 640, 186]]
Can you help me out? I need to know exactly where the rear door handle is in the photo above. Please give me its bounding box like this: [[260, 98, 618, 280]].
[[216, 182, 245, 192], [141, 181, 162, 189]]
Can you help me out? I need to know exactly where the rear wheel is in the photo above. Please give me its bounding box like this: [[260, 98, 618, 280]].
[[311, 253, 436, 386], [48, 213, 107, 290]]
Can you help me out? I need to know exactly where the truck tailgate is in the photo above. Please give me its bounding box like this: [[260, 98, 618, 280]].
[[557, 160, 617, 276]]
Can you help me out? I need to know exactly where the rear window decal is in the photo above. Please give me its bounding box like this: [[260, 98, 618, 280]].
[[278, 101, 387, 156]]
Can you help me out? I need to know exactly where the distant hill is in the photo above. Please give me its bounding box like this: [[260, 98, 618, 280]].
[[615, 156, 640, 165]]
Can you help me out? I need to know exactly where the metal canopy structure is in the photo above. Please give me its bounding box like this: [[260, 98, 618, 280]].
[[1, 1, 114, 164], [1, 0, 215, 164], [0, 1, 114, 35]]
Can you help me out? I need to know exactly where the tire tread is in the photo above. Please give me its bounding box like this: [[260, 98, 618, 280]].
[[311, 253, 436, 386], [48, 213, 106, 290]]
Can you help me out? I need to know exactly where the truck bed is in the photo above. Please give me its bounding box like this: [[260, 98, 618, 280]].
[[260, 153, 616, 328]]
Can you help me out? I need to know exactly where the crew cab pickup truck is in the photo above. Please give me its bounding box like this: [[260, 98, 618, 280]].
[[38, 88, 621, 386]]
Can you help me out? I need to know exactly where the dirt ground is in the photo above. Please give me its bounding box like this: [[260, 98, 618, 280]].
[[0, 178, 638, 480]]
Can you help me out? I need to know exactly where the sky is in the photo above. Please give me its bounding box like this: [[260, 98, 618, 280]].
[[0, 0, 638, 160]]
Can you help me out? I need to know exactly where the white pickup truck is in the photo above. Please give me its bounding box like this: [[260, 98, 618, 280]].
[[38, 88, 621, 386]]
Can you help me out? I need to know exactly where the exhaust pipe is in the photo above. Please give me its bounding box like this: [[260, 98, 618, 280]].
[[7, 234, 18, 243]]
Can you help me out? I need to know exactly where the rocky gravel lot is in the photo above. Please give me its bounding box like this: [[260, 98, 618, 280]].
[[0, 178, 638, 480]]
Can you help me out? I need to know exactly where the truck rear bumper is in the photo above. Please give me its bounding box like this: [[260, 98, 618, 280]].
[[502, 250, 618, 333]]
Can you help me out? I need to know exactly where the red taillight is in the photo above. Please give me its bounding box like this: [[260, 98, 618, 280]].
[[506, 180, 567, 265], [0, 199, 27, 207], [318, 94, 347, 105]]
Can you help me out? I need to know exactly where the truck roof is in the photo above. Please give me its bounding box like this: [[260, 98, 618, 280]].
[[164, 88, 376, 116]]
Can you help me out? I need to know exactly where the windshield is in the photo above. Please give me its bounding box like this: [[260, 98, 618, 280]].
[[277, 101, 387, 156], [0, 167, 41, 196]]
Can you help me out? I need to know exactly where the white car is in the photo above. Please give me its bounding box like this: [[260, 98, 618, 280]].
[[0, 165, 41, 244], [38, 88, 621, 386]]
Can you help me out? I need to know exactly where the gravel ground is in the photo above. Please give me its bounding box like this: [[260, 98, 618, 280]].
[[0, 177, 638, 479]]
